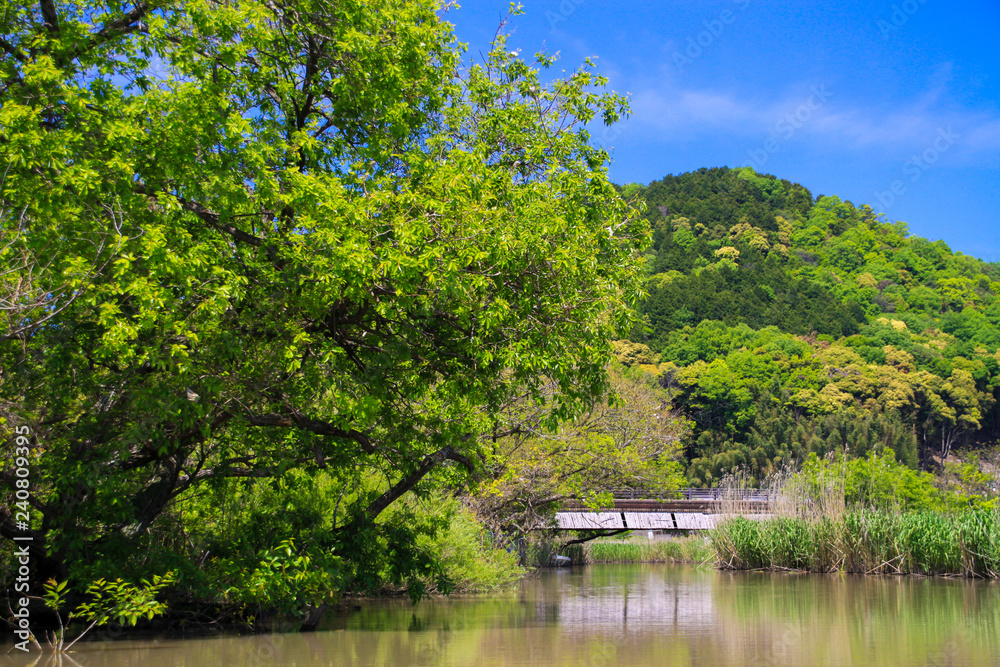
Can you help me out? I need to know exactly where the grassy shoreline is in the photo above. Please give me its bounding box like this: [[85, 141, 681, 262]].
[[540, 506, 1000, 579], [554, 535, 714, 566], [711, 509, 1000, 577]]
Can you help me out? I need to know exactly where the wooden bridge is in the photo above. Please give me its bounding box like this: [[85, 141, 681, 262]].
[[553, 488, 773, 531]]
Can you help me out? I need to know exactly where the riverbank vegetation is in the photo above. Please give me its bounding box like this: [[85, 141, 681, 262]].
[[711, 452, 1000, 577], [518, 532, 711, 568], [575, 536, 713, 565], [713, 510, 1000, 576]]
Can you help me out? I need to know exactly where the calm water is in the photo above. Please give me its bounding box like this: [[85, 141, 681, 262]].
[[7, 565, 1000, 666]]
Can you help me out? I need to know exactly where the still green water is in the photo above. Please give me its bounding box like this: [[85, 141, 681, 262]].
[[9, 565, 1000, 666]]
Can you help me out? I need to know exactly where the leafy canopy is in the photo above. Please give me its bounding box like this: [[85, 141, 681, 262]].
[[0, 0, 643, 603]]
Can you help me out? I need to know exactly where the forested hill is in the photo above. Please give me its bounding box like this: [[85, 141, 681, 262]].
[[621, 167, 1000, 486]]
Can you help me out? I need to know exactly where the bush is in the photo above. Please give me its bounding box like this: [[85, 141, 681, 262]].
[[417, 502, 525, 593]]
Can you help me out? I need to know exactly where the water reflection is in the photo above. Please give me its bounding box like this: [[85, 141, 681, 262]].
[[7, 565, 1000, 666]]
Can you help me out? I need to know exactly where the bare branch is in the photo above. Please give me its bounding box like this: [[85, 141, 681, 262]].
[[557, 528, 630, 554]]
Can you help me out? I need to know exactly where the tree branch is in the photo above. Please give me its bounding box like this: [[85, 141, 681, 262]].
[[558, 528, 630, 554], [187, 466, 277, 480], [0, 36, 27, 63], [85, 3, 150, 49], [39, 0, 59, 33], [243, 412, 375, 453], [134, 184, 264, 247], [364, 446, 475, 521]]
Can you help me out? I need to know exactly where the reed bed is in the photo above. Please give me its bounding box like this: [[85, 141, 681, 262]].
[[711, 509, 1000, 577], [577, 535, 714, 565]]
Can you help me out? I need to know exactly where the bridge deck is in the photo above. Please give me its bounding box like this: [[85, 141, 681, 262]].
[[559, 499, 771, 513], [553, 495, 772, 531]]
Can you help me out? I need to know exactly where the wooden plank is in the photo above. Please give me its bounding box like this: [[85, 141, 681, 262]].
[[622, 512, 675, 529], [673, 513, 719, 530], [555, 512, 625, 530]]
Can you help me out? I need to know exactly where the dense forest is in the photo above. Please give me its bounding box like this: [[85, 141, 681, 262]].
[[621, 167, 1000, 486]]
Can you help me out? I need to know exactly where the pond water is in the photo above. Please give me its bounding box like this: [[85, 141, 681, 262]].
[[8, 564, 1000, 666]]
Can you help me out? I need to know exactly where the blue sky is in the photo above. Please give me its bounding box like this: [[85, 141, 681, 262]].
[[445, 0, 1000, 261]]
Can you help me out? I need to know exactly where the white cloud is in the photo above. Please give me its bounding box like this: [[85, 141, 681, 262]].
[[621, 69, 1000, 165], [550, 30, 998, 167]]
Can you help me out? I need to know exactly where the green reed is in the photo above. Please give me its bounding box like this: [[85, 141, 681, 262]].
[[711, 509, 1000, 577], [581, 535, 713, 565]]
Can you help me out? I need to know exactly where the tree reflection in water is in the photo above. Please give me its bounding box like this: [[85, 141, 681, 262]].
[[21, 565, 1000, 667]]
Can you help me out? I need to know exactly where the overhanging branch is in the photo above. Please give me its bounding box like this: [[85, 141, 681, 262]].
[[558, 528, 630, 554], [82, 3, 151, 52], [133, 184, 264, 247], [364, 446, 475, 521], [243, 412, 375, 453]]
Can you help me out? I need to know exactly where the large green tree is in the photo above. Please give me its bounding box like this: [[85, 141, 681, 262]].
[[0, 0, 643, 601]]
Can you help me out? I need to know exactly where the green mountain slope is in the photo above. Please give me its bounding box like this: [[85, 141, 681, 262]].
[[624, 167, 1000, 485]]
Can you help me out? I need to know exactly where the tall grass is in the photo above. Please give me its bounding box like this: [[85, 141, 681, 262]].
[[711, 509, 1000, 577], [577, 535, 713, 565], [711, 454, 1000, 577], [521, 534, 711, 567]]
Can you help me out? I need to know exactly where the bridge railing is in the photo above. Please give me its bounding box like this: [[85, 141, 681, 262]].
[[608, 487, 774, 502]]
